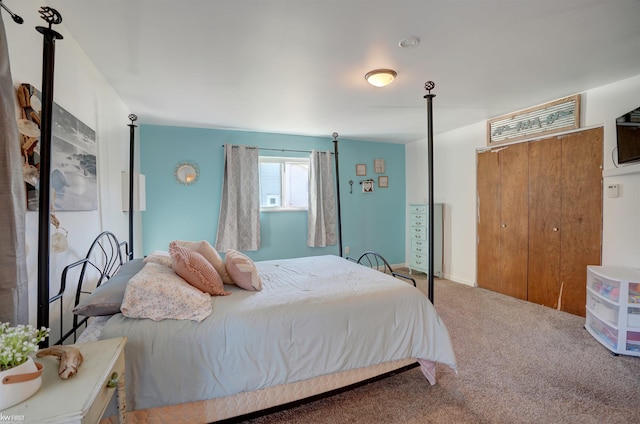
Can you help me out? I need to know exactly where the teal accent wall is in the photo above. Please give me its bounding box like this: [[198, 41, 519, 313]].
[[140, 125, 406, 263]]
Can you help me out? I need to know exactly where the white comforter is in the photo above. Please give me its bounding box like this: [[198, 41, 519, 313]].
[[101, 255, 457, 410]]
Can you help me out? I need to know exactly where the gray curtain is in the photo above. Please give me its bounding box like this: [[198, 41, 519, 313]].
[[307, 150, 337, 247], [0, 15, 28, 325], [215, 144, 260, 251]]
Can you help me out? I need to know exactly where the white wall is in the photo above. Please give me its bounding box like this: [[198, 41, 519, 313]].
[[583, 76, 640, 267], [407, 74, 640, 287], [5, 2, 138, 336]]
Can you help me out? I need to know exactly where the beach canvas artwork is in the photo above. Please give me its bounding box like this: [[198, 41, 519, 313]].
[[17, 83, 97, 211]]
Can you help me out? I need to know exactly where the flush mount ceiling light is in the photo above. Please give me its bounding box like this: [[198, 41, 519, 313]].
[[365, 69, 397, 87]]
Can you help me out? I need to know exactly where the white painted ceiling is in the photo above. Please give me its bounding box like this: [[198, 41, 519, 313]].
[[46, 0, 640, 144]]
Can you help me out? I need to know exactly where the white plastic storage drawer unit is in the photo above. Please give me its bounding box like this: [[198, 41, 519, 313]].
[[585, 265, 640, 357]]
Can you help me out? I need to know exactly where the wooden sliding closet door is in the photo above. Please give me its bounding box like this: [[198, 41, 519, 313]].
[[477, 149, 501, 293], [527, 128, 603, 316], [477, 142, 528, 300], [559, 128, 603, 316], [528, 137, 562, 309], [500, 143, 529, 300]]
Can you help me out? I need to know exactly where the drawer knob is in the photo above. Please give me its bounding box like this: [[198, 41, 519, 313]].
[[107, 372, 119, 388], [552, 227, 558, 232]]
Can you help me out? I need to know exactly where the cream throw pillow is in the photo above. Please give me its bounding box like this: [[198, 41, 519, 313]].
[[225, 249, 262, 291]]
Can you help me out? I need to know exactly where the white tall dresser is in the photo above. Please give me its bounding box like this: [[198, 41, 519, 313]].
[[408, 203, 443, 277]]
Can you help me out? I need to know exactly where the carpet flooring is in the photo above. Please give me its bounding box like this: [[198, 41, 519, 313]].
[[239, 271, 640, 424]]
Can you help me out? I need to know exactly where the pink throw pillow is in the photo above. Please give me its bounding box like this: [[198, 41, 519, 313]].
[[174, 240, 234, 285], [225, 249, 262, 291], [169, 242, 230, 296]]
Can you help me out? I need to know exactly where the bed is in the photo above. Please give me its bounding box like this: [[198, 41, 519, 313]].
[[57, 232, 457, 423]]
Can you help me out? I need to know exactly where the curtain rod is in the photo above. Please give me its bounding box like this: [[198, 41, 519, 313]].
[[221, 145, 334, 154]]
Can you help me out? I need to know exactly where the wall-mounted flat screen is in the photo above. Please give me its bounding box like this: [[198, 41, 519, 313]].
[[616, 107, 640, 165]]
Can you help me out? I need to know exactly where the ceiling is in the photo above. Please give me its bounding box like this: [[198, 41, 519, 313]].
[[45, 0, 640, 144]]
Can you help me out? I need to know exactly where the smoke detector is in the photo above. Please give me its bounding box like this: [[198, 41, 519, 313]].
[[399, 36, 420, 48]]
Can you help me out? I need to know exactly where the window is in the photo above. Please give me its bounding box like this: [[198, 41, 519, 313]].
[[259, 156, 309, 210]]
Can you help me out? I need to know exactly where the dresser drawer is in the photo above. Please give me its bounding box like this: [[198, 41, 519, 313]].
[[411, 251, 427, 263], [410, 226, 426, 239], [409, 204, 426, 214], [411, 239, 428, 254], [410, 256, 428, 271], [410, 213, 426, 224]]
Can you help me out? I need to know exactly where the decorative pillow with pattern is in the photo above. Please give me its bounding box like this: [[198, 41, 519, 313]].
[[121, 262, 212, 322], [169, 242, 231, 296], [225, 249, 262, 291], [174, 240, 234, 285]]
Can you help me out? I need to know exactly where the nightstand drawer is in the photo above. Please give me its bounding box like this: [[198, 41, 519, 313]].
[[86, 341, 126, 424]]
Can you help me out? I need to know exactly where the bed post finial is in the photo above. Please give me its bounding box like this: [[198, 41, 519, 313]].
[[424, 81, 435, 94]]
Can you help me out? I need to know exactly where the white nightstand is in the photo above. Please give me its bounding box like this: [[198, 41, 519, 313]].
[[3, 337, 127, 423]]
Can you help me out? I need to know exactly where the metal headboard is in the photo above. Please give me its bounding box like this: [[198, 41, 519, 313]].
[[346, 251, 416, 288], [49, 231, 128, 345]]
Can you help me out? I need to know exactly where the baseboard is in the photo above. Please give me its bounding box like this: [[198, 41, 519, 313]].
[[443, 274, 476, 287]]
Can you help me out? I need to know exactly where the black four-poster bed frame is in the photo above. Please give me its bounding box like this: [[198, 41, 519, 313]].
[[34, 6, 63, 346], [32, 4, 439, 345]]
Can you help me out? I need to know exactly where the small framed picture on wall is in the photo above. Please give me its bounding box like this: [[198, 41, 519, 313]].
[[356, 164, 366, 176], [374, 159, 385, 174], [378, 176, 388, 188]]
